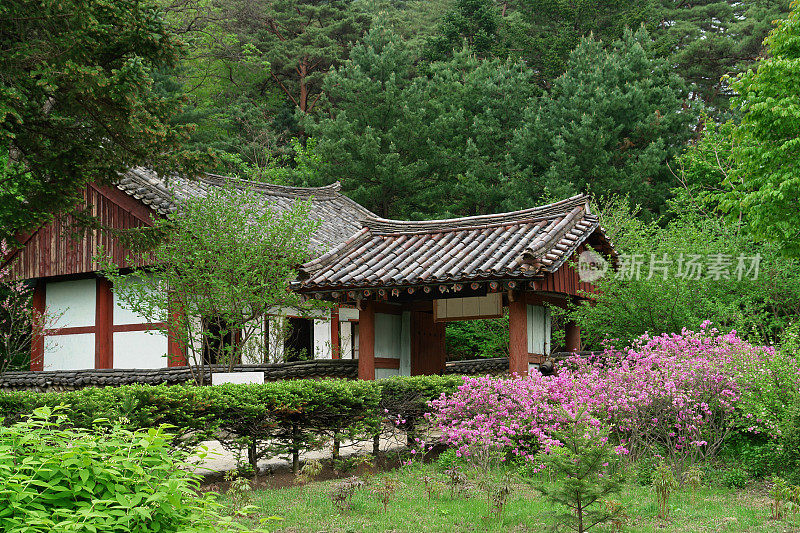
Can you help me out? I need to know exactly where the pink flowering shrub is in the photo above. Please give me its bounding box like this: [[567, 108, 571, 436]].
[[428, 324, 779, 471], [0, 241, 53, 372]]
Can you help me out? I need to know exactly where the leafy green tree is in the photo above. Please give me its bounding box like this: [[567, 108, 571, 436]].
[[102, 183, 323, 383], [512, 28, 696, 216], [305, 24, 421, 217], [355, 0, 454, 55], [413, 51, 537, 216], [0, 0, 190, 240], [650, 0, 791, 112], [425, 0, 504, 59], [568, 195, 800, 348], [720, 2, 800, 256], [445, 317, 508, 360], [153, 0, 292, 176]]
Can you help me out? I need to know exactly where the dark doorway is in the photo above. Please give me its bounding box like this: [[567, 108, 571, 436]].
[[202, 317, 235, 365], [284, 317, 313, 361]]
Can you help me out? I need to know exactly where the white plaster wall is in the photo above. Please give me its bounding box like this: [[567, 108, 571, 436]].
[[113, 330, 168, 368], [339, 307, 360, 321], [47, 279, 96, 328], [375, 313, 401, 359], [375, 312, 410, 378], [313, 319, 332, 359], [375, 368, 400, 380], [212, 372, 264, 385], [267, 316, 285, 362], [188, 315, 204, 361], [527, 305, 552, 355], [113, 275, 161, 325], [43, 333, 94, 370], [340, 321, 353, 359], [239, 317, 266, 365]]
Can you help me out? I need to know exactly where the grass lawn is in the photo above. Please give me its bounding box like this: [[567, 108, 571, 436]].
[[218, 461, 797, 532]]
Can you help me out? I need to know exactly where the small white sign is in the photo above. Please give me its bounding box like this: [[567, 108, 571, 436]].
[[211, 372, 265, 386]]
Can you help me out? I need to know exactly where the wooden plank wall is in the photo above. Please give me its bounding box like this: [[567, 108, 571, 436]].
[[9, 185, 155, 280], [538, 245, 600, 298]]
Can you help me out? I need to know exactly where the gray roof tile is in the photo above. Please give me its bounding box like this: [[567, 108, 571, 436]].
[[298, 194, 613, 290], [116, 167, 375, 252]]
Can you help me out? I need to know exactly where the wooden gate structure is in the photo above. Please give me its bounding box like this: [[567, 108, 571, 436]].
[[295, 194, 615, 379]]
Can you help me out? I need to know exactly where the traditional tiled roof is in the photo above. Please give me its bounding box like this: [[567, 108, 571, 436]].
[[298, 194, 612, 290], [116, 167, 375, 251]]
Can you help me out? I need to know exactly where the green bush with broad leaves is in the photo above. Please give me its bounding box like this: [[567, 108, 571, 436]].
[[0, 406, 237, 533]]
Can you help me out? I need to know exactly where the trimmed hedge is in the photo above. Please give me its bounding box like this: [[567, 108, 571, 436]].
[[0, 375, 464, 473]]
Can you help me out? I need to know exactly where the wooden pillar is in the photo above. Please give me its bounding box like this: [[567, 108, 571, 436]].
[[95, 277, 113, 369], [30, 281, 45, 371], [508, 297, 528, 377], [565, 321, 581, 352], [167, 293, 187, 367], [330, 306, 340, 359], [358, 300, 375, 380]]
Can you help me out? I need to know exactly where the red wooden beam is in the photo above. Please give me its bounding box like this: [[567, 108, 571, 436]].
[[95, 278, 113, 369], [508, 297, 528, 377], [330, 306, 340, 359], [45, 325, 95, 336], [30, 281, 45, 371], [375, 357, 400, 369], [112, 322, 167, 333], [167, 293, 187, 367], [358, 300, 375, 380], [89, 183, 157, 226]]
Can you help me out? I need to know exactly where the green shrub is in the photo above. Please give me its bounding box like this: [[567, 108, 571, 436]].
[[0, 406, 234, 533], [634, 457, 655, 486], [435, 448, 464, 472], [0, 375, 465, 472], [722, 468, 750, 489]]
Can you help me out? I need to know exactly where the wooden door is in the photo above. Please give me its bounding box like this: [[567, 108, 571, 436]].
[[410, 311, 446, 376]]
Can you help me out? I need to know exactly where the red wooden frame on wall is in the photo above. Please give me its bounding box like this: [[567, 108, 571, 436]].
[[32, 276, 186, 370]]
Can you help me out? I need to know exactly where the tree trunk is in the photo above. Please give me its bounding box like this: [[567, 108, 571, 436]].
[[292, 423, 300, 475], [299, 58, 308, 113], [248, 439, 257, 471], [333, 432, 341, 460]]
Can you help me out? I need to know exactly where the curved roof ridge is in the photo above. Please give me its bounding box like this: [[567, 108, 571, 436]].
[[116, 167, 376, 252], [362, 194, 590, 235], [199, 173, 343, 199]]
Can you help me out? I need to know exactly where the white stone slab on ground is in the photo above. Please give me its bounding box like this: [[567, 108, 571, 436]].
[[189, 434, 408, 476]]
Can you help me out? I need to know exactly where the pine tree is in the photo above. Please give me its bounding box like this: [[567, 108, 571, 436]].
[[305, 23, 422, 217], [257, 0, 370, 114], [651, 0, 791, 112], [308, 25, 536, 218], [512, 27, 697, 216]]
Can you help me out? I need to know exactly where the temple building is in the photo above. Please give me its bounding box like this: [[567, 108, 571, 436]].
[[4, 168, 613, 378], [296, 194, 614, 378], [4, 168, 373, 371]]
